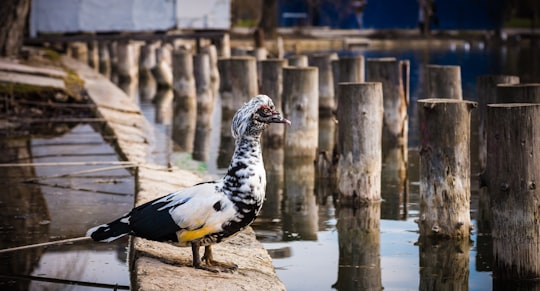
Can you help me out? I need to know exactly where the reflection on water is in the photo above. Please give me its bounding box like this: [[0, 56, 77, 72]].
[[0, 124, 132, 290], [136, 43, 539, 290]]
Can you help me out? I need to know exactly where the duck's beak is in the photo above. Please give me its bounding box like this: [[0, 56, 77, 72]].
[[270, 111, 291, 125]]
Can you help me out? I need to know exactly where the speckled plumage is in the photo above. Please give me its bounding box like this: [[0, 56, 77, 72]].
[[86, 95, 289, 272]]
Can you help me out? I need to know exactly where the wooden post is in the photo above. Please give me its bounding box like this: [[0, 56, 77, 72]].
[[496, 83, 540, 103], [260, 59, 286, 148], [200, 45, 220, 101], [334, 56, 365, 85], [98, 42, 111, 79], [192, 53, 213, 162], [334, 205, 381, 290], [487, 104, 540, 280], [151, 44, 173, 88], [366, 58, 409, 218], [217, 56, 258, 168], [116, 41, 139, 84], [283, 67, 319, 162], [171, 49, 197, 153], [108, 41, 119, 84], [475, 75, 519, 258], [260, 59, 286, 221], [68, 42, 88, 64], [417, 99, 476, 238], [309, 53, 338, 117], [138, 42, 158, 100], [212, 33, 230, 58], [366, 57, 409, 152], [287, 55, 308, 67], [87, 41, 99, 71], [336, 82, 383, 205], [425, 65, 462, 99], [476, 75, 520, 173]]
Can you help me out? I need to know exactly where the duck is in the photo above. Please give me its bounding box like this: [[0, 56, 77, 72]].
[[86, 95, 290, 272]]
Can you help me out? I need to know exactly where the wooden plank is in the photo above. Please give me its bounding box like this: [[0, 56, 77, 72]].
[[0, 71, 65, 89], [0, 59, 67, 78]]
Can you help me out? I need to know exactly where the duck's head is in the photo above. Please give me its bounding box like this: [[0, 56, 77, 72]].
[[232, 95, 290, 139]]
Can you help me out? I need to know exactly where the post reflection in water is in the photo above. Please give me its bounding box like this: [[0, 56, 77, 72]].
[[154, 88, 173, 125], [418, 237, 470, 291], [0, 139, 49, 291], [333, 204, 381, 291], [282, 157, 318, 241]]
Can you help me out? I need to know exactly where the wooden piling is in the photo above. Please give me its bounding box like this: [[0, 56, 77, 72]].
[[171, 50, 197, 152], [154, 88, 173, 125], [200, 45, 220, 101], [98, 42, 111, 79], [309, 53, 338, 117], [476, 75, 520, 173], [425, 65, 462, 99], [282, 66, 319, 162], [366, 57, 409, 152], [336, 82, 383, 205], [260, 59, 286, 149], [192, 53, 213, 162], [486, 103, 540, 280], [87, 41, 99, 71], [139, 42, 157, 83], [496, 83, 540, 103], [260, 59, 286, 221], [333, 56, 365, 86], [417, 99, 476, 238], [217, 56, 258, 168], [116, 41, 139, 84], [287, 55, 308, 67], [68, 42, 88, 64], [151, 45, 173, 88]]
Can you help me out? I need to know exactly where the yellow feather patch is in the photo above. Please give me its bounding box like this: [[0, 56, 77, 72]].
[[177, 225, 216, 243]]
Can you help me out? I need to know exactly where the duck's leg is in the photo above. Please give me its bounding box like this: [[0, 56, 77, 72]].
[[202, 245, 238, 272], [191, 241, 218, 273]]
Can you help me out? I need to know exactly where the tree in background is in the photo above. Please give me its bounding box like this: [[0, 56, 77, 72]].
[[257, 0, 278, 45], [0, 0, 31, 57]]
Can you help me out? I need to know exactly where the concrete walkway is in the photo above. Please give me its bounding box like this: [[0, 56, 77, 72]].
[[61, 57, 285, 290]]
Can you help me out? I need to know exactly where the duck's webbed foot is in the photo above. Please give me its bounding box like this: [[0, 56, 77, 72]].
[[191, 242, 237, 273], [202, 245, 238, 272]]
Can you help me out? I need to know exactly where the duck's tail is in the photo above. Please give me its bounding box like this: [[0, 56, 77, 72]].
[[86, 213, 131, 242]]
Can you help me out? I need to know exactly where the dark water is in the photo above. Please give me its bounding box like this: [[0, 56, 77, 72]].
[[0, 124, 132, 290], [139, 42, 539, 291]]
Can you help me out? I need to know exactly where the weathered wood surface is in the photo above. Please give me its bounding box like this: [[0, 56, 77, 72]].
[[283, 66, 319, 161], [366, 57, 409, 152], [0, 59, 67, 78], [476, 75, 520, 173], [425, 65, 462, 99], [287, 54, 308, 67], [336, 82, 383, 205], [192, 53, 213, 161], [496, 83, 540, 103], [309, 53, 338, 116], [417, 99, 476, 238], [172, 50, 197, 153], [486, 103, 540, 280], [217, 56, 257, 168]]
